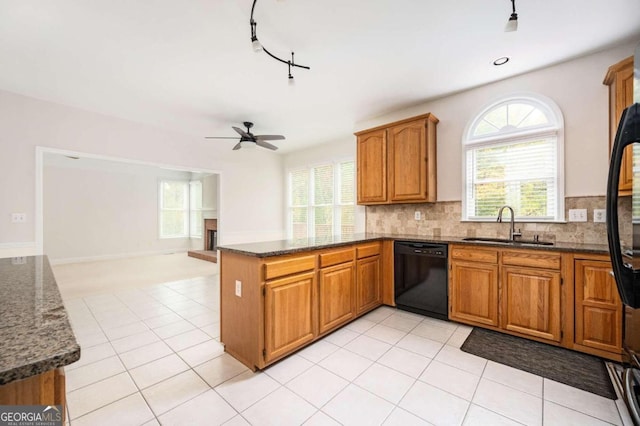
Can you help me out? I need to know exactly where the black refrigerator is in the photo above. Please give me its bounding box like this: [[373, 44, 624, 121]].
[[606, 43, 640, 424]]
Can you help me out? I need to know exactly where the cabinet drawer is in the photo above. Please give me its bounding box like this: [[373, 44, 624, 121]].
[[320, 248, 354, 268], [502, 250, 561, 270], [264, 255, 316, 280], [356, 242, 381, 259], [451, 246, 498, 264]]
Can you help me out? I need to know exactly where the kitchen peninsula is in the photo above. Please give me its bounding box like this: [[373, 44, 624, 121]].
[[219, 233, 621, 371], [0, 256, 80, 417]]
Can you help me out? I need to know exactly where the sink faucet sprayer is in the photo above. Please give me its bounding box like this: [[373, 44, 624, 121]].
[[497, 205, 522, 241]]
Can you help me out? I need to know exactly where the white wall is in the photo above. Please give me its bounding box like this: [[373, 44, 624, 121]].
[[43, 154, 195, 262], [355, 42, 638, 201], [283, 138, 366, 234], [0, 89, 285, 258], [201, 173, 218, 217]]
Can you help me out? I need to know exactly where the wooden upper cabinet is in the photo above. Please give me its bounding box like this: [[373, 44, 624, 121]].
[[357, 129, 387, 203], [575, 259, 622, 354], [501, 266, 562, 343], [604, 56, 634, 196], [356, 113, 438, 205]]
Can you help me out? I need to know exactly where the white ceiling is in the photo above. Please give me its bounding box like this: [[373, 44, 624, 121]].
[[1, 0, 639, 153]]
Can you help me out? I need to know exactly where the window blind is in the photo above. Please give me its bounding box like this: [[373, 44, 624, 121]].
[[466, 137, 557, 220]]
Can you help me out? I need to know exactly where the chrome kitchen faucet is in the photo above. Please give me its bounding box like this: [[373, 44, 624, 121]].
[[497, 205, 522, 241]]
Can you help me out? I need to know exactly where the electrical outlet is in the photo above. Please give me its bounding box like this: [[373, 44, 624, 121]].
[[235, 280, 242, 297], [414, 211, 421, 220], [568, 209, 587, 222], [11, 257, 26, 265], [11, 213, 26, 223], [594, 209, 606, 223]]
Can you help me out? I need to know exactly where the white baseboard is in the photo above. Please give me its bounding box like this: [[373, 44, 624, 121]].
[[49, 248, 189, 265], [0, 242, 38, 259]]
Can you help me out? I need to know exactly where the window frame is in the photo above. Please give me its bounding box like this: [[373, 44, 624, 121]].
[[461, 93, 565, 223], [286, 159, 356, 240]]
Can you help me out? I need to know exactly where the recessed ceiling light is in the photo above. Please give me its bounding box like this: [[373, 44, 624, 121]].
[[493, 57, 510, 66]]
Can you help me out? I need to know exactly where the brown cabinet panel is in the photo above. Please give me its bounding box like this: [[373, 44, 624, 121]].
[[356, 113, 437, 205], [450, 260, 499, 326], [320, 248, 354, 268], [357, 129, 387, 204], [502, 266, 561, 342], [318, 262, 356, 334], [356, 255, 382, 314], [451, 246, 498, 264], [264, 271, 316, 362], [388, 120, 426, 201], [356, 242, 381, 259], [574, 259, 622, 353], [502, 250, 561, 270], [264, 255, 316, 281], [604, 56, 634, 195]]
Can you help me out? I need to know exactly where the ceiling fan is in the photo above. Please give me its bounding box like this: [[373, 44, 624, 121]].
[[205, 122, 284, 151]]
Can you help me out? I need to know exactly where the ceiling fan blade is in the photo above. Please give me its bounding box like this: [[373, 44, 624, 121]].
[[232, 142, 242, 150], [205, 136, 240, 139], [232, 126, 251, 138], [256, 140, 279, 151], [255, 135, 285, 141]]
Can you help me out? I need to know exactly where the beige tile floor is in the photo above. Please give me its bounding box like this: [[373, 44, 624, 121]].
[[61, 271, 632, 425]]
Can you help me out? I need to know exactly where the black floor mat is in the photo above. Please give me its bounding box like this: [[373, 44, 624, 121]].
[[461, 327, 617, 399]]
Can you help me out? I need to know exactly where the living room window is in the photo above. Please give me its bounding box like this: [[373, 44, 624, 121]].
[[462, 94, 564, 222], [159, 180, 189, 238], [189, 181, 203, 238], [288, 161, 355, 239]]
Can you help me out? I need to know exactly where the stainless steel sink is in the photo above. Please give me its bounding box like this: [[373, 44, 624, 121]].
[[462, 237, 554, 246]]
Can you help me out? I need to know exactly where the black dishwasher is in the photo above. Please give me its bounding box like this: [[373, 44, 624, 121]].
[[394, 241, 448, 320]]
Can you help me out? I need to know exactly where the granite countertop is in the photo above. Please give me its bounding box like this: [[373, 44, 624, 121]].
[[0, 256, 80, 385], [218, 233, 610, 258]]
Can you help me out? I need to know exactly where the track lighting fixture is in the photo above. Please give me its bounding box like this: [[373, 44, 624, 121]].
[[250, 0, 310, 82], [505, 0, 518, 32]]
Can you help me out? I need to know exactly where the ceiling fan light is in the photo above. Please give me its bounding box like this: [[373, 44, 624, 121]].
[[251, 37, 263, 52], [505, 13, 518, 32], [240, 141, 256, 149]]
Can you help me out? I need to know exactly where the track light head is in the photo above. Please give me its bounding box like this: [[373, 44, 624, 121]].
[[251, 36, 263, 52], [505, 0, 518, 32], [250, 0, 310, 81]]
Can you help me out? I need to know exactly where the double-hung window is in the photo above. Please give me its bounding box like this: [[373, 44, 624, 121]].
[[463, 95, 564, 221], [159, 180, 189, 238], [288, 161, 355, 239]]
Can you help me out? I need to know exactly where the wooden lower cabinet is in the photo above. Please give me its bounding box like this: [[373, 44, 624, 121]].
[[450, 261, 499, 327], [501, 266, 561, 342], [264, 271, 316, 363], [221, 241, 389, 370], [356, 254, 382, 314], [449, 244, 623, 360], [318, 261, 356, 334], [574, 258, 623, 354]]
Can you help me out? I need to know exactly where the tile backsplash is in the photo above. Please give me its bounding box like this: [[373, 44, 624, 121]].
[[366, 196, 632, 246]]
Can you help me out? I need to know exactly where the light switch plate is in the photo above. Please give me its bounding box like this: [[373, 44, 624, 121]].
[[235, 280, 242, 297], [594, 209, 606, 223], [568, 209, 587, 222]]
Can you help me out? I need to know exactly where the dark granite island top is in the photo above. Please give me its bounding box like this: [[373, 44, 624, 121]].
[[218, 232, 610, 257], [0, 256, 80, 385]]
